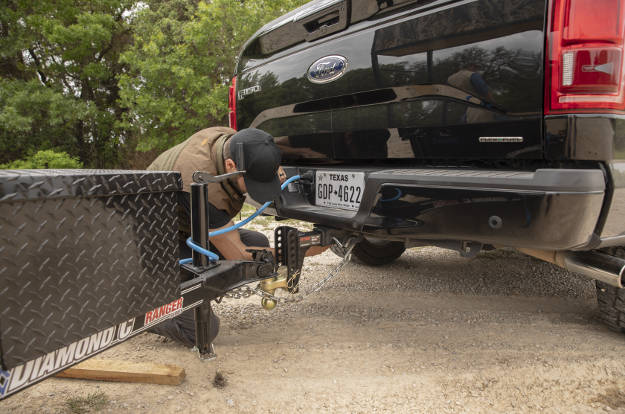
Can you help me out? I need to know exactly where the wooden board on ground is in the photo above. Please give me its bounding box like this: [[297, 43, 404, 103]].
[[56, 359, 185, 385]]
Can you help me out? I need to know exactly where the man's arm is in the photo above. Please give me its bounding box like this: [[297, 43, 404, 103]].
[[209, 220, 272, 260], [209, 221, 329, 260]]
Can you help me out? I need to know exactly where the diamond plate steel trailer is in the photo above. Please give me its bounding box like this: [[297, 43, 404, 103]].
[[0, 169, 335, 400]]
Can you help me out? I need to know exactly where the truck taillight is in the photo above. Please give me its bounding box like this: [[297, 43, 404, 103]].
[[228, 76, 237, 130], [545, 0, 625, 113]]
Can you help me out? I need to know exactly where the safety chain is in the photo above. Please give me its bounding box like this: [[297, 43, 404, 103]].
[[221, 285, 258, 300], [222, 238, 357, 304]]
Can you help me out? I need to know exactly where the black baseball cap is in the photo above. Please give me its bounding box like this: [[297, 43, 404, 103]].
[[229, 128, 282, 203]]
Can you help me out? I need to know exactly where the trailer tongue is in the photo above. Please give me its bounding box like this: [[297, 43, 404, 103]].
[[0, 169, 344, 400]]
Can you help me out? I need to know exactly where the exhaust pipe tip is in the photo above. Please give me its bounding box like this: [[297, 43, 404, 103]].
[[518, 248, 625, 289], [563, 251, 625, 289]]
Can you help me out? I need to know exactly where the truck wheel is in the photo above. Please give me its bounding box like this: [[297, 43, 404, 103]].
[[596, 247, 625, 332], [350, 239, 406, 266], [596, 281, 625, 332]]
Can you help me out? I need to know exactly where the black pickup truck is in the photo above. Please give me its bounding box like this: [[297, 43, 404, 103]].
[[230, 0, 625, 332]]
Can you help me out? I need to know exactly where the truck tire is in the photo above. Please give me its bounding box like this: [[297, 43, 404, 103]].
[[351, 239, 406, 266], [596, 247, 625, 332], [596, 281, 625, 332]]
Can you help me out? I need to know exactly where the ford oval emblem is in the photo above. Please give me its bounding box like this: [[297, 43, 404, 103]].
[[307, 55, 348, 84]]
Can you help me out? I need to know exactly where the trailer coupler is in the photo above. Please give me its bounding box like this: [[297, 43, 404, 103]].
[[255, 225, 344, 310]]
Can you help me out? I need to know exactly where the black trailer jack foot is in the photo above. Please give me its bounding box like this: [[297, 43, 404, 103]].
[[193, 301, 217, 360]]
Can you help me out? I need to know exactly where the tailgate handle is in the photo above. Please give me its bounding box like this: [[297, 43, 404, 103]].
[[304, 11, 340, 32], [302, 2, 349, 42]]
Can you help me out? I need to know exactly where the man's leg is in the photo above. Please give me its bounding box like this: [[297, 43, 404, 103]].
[[237, 228, 270, 249], [148, 237, 219, 347], [149, 228, 269, 347], [148, 305, 199, 347]]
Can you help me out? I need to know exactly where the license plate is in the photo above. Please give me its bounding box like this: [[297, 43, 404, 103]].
[[315, 171, 365, 211]]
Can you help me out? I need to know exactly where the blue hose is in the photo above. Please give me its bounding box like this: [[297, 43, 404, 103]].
[[179, 174, 300, 265], [208, 201, 271, 237], [380, 187, 402, 202], [210, 174, 300, 236], [185, 237, 220, 261]]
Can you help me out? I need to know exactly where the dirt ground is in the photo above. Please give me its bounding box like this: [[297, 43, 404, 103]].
[[3, 244, 625, 413]]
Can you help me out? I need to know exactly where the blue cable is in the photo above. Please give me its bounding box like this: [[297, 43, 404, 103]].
[[179, 174, 300, 265], [209, 174, 300, 237], [208, 201, 272, 237], [281, 174, 301, 190], [185, 237, 220, 261], [380, 187, 402, 202]]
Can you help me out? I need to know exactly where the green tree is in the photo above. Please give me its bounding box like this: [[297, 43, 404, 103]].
[[0, 0, 135, 167], [119, 0, 307, 153], [1, 0, 306, 167], [0, 149, 83, 169]]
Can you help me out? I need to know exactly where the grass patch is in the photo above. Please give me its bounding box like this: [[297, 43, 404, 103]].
[[240, 203, 256, 218], [251, 215, 274, 226], [66, 391, 109, 414], [277, 218, 314, 230]]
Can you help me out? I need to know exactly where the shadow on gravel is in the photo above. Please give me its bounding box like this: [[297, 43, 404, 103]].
[[591, 387, 625, 409], [371, 248, 597, 301], [214, 247, 609, 339]]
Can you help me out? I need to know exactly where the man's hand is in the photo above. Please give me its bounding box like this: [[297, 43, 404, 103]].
[[278, 166, 287, 184], [210, 221, 273, 260], [210, 219, 330, 261]]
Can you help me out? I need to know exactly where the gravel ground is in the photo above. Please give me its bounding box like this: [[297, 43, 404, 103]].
[[3, 239, 625, 413]]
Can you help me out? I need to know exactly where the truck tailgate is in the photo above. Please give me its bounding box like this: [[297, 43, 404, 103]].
[[236, 0, 547, 163]]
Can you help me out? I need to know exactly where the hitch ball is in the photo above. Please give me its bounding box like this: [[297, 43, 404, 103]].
[[259, 274, 287, 311], [261, 297, 277, 311]]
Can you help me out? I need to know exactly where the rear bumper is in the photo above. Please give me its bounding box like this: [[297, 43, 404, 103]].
[[274, 167, 606, 250]]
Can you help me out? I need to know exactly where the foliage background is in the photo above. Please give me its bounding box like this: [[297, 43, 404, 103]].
[[0, 0, 306, 168]]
